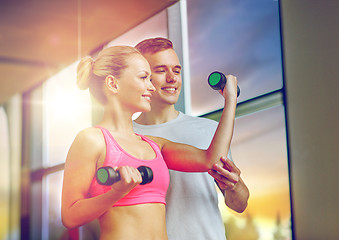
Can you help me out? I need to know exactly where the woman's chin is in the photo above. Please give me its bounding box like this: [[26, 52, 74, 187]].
[[137, 105, 151, 113]]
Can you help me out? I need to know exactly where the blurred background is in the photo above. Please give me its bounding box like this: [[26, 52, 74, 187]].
[[0, 0, 338, 239]]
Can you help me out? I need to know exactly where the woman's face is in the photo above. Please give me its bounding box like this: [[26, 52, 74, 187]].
[[116, 54, 155, 112]]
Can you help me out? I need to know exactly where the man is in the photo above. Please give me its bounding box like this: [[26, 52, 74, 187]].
[[133, 37, 249, 240]]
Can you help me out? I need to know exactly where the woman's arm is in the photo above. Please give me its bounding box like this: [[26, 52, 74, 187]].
[[61, 128, 142, 229], [152, 75, 238, 172]]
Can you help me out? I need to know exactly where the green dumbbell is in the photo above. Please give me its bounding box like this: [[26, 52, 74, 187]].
[[208, 71, 240, 97], [96, 166, 153, 186]]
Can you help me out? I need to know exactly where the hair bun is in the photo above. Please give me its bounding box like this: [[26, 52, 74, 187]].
[[77, 56, 94, 90]]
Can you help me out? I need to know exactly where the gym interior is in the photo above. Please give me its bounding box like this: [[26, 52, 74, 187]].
[[1, 1, 338, 239]]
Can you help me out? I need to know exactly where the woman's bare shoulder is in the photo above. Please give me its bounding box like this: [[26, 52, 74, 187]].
[[72, 127, 106, 152]]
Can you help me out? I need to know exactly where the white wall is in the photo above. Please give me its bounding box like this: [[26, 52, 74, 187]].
[[280, 1, 339, 239]]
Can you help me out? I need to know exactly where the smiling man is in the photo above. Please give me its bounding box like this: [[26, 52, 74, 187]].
[[133, 37, 249, 240], [135, 41, 182, 123]]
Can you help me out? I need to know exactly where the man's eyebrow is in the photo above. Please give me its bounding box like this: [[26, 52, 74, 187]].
[[153, 65, 166, 69], [153, 65, 182, 69]]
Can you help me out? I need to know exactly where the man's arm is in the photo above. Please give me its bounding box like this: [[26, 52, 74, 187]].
[[208, 157, 249, 213]]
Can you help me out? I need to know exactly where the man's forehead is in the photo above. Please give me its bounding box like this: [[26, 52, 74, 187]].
[[146, 49, 180, 63]]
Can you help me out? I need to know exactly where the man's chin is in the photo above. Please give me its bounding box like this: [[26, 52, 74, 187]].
[[162, 98, 179, 105], [152, 95, 179, 106]]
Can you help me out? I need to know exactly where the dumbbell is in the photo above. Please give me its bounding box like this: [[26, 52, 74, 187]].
[[208, 71, 240, 97], [96, 166, 153, 186]]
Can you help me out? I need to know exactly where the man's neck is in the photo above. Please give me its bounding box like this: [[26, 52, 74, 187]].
[[135, 104, 179, 125]]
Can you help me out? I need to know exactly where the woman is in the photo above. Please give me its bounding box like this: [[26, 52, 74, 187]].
[[61, 45, 238, 239]]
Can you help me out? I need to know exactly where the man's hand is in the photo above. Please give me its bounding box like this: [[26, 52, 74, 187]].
[[208, 156, 249, 213], [208, 156, 241, 191]]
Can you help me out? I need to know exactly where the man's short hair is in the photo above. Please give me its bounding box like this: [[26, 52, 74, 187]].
[[135, 37, 173, 55]]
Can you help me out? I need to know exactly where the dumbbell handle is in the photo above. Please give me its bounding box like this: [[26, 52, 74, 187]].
[[96, 166, 153, 186], [208, 71, 240, 97]]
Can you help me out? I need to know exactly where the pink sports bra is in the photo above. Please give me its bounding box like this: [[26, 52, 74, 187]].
[[88, 126, 169, 206]]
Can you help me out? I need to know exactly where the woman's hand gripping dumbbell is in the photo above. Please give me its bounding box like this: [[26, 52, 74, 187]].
[[96, 166, 153, 186]]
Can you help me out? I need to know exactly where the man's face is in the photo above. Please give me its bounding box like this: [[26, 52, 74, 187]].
[[143, 49, 182, 106]]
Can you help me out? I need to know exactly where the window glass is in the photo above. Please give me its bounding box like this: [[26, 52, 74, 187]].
[[187, 0, 283, 116], [1, 99, 21, 240], [42, 171, 66, 240], [43, 62, 92, 167], [0, 107, 10, 240], [219, 105, 292, 240], [31, 180, 43, 239], [30, 86, 44, 170]]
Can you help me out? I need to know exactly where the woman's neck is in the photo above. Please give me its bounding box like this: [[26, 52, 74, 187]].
[[99, 105, 135, 134]]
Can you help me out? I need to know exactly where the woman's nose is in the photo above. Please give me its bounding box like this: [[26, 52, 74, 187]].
[[148, 80, 156, 92]]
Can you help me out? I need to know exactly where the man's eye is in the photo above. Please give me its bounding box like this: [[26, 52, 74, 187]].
[[174, 68, 181, 74]]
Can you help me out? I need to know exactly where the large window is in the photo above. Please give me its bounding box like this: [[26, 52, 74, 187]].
[[221, 106, 291, 240], [186, 0, 292, 239]]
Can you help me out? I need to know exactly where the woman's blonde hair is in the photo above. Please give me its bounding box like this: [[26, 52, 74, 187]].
[[77, 46, 141, 104]]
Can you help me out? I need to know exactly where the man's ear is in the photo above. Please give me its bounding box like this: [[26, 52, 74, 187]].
[[105, 75, 119, 93]]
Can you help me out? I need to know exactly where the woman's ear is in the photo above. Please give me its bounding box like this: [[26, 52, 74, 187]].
[[105, 75, 119, 93]]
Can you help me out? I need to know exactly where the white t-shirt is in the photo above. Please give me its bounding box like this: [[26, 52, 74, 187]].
[[133, 112, 229, 240]]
